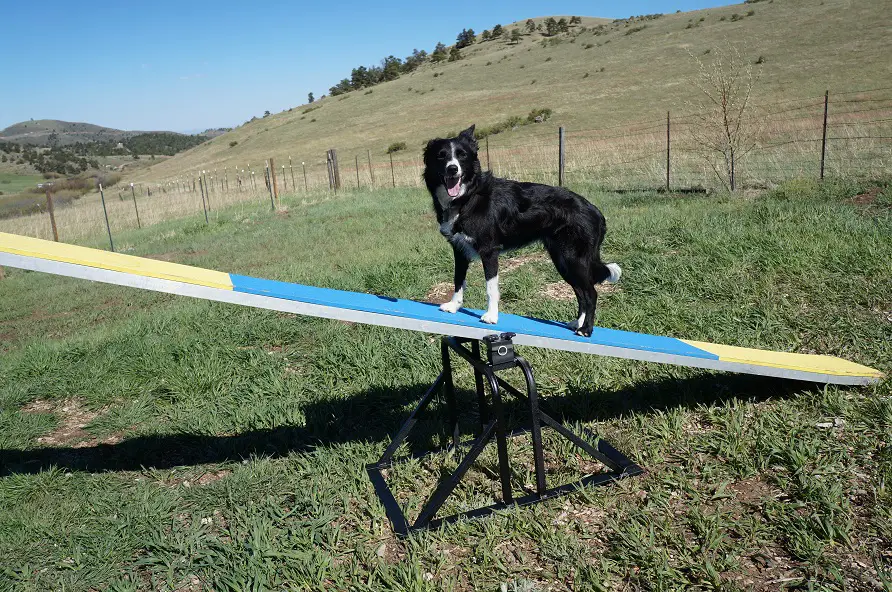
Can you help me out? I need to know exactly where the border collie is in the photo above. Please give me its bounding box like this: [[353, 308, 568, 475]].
[[423, 125, 621, 337]]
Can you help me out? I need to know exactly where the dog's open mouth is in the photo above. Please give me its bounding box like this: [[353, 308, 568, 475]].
[[444, 175, 462, 198]]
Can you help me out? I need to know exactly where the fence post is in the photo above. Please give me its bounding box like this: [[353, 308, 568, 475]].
[[485, 136, 491, 170], [302, 161, 308, 191], [269, 157, 279, 205], [45, 189, 59, 241], [367, 149, 375, 187], [355, 154, 360, 188], [389, 152, 396, 187], [666, 111, 671, 192], [265, 164, 275, 209], [98, 183, 115, 252], [327, 149, 341, 191], [820, 90, 829, 180], [282, 165, 287, 191], [290, 156, 296, 190], [130, 183, 141, 229], [558, 127, 565, 187], [198, 176, 209, 223]]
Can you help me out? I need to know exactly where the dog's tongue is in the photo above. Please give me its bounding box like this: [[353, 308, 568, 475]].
[[445, 176, 461, 198]]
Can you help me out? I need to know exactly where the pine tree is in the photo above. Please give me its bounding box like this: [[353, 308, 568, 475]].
[[525, 19, 536, 33], [456, 28, 476, 48], [510, 29, 522, 44], [308, 92, 314, 103], [558, 18, 569, 33], [448, 46, 462, 61], [491, 24, 503, 38], [431, 42, 448, 62], [544, 17, 559, 36], [481, 29, 491, 41]]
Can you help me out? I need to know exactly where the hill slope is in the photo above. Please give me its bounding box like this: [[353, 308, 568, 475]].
[[110, 1, 892, 184], [0, 119, 201, 147]]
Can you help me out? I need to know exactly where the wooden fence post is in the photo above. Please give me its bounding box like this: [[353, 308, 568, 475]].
[[355, 154, 360, 188], [367, 149, 375, 187], [302, 162, 308, 191], [389, 152, 396, 187], [198, 175, 209, 223], [820, 90, 829, 180], [558, 127, 565, 187], [282, 165, 287, 191], [290, 156, 296, 190], [99, 183, 115, 251], [45, 189, 59, 241], [269, 157, 279, 205], [265, 163, 275, 209]]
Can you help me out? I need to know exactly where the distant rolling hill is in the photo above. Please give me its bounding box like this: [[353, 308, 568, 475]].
[[0, 119, 203, 147]]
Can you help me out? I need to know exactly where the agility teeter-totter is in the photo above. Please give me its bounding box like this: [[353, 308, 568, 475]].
[[0, 231, 883, 534]]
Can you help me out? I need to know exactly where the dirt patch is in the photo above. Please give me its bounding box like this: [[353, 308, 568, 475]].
[[502, 253, 548, 273], [23, 398, 120, 448], [427, 281, 453, 302], [851, 186, 881, 206], [541, 280, 619, 301]]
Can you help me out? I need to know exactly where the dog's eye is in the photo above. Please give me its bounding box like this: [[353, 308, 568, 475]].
[[455, 150, 466, 159], [437, 151, 448, 160]]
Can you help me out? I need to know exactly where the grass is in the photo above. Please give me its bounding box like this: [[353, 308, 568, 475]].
[[1, 178, 891, 590]]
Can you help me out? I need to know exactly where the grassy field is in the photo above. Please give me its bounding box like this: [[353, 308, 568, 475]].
[[122, 0, 890, 187], [0, 173, 43, 194], [1, 178, 891, 590]]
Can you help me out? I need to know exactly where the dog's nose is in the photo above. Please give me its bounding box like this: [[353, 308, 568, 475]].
[[446, 164, 459, 176]]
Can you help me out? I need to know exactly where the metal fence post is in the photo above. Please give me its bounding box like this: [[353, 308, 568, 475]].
[[389, 152, 396, 187], [666, 111, 671, 192], [820, 90, 829, 180], [558, 127, 565, 187], [99, 184, 114, 252]]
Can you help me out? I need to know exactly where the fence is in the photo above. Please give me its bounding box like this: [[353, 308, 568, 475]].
[[1, 86, 889, 244]]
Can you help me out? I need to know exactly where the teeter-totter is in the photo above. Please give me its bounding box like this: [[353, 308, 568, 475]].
[[0, 232, 883, 534]]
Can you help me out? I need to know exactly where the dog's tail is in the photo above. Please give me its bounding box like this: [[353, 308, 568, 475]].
[[594, 262, 622, 284]]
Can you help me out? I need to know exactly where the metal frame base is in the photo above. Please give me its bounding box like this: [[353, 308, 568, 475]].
[[367, 335, 643, 536]]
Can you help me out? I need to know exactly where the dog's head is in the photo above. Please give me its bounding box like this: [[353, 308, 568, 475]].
[[423, 125, 481, 212]]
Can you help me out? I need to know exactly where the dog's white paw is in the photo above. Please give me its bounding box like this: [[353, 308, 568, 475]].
[[481, 311, 499, 324], [439, 301, 461, 313]]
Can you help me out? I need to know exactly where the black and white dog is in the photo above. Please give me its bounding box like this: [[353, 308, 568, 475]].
[[423, 125, 621, 337]]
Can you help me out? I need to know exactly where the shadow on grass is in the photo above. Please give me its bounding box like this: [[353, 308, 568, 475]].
[[0, 372, 813, 476]]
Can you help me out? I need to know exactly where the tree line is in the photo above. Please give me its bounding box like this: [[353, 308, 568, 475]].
[[327, 17, 582, 96]]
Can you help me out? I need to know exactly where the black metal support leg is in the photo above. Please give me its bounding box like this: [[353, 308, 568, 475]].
[[367, 333, 643, 536]]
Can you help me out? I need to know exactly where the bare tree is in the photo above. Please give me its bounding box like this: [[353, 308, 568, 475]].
[[687, 44, 762, 191]]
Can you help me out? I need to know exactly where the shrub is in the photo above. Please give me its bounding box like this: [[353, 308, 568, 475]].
[[545, 57, 552, 62], [229, 140, 238, 147], [364, 89, 373, 94], [387, 141, 408, 154], [747, 10, 755, 16], [302, 105, 321, 114], [755, 55, 765, 64], [527, 108, 552, 123], [625, 25, 647, 35], [583, 72, 589, 78]]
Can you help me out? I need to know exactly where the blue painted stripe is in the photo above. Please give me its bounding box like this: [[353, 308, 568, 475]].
[[230, 274, 719, 360]]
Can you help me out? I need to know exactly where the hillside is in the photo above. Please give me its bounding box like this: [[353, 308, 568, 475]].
[[127, 0, 891, 186], [0, 119, 207, 148]]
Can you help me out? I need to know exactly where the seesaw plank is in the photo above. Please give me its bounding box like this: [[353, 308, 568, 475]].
[[0, 232, 883, 386]]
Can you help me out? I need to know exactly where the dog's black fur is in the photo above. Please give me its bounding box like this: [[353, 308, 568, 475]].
[[423, 125, 619, 337]]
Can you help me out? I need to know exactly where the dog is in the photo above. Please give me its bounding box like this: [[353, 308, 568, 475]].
[[423, 125, 621, 337]]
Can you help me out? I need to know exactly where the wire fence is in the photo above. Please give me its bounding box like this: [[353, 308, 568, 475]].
[[2, 87, 890, 244]]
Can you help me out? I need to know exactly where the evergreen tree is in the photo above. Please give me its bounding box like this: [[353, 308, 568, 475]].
[[481, 29, 491, 41], [431, 42, 448, 62], [570, 16, 582, 25], [448, 46, 462, 61], [381, 55, 403, 81], [544, 17, 559, 36], [491, 24, 504, 37], [510, 29, 522, 44], [558, 18, 569, 33], [456, 28, 475, 48], [526, 19, 536, 33], [308, 92, 314, 103]]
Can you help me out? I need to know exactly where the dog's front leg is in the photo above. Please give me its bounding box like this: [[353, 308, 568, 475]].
[[480, 250, 500, 324], [440, 246, 469, 313]]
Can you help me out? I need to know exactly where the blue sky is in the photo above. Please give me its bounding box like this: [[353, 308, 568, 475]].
[[0, 0, 734, 133]]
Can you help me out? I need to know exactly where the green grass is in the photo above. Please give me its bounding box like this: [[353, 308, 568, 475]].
[[1, 179, 891, 591], [0, 173, 43, 194]]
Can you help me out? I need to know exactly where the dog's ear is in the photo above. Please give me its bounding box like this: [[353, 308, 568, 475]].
[[423, 138, 439, 160], [459, 125, 478, 150]]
